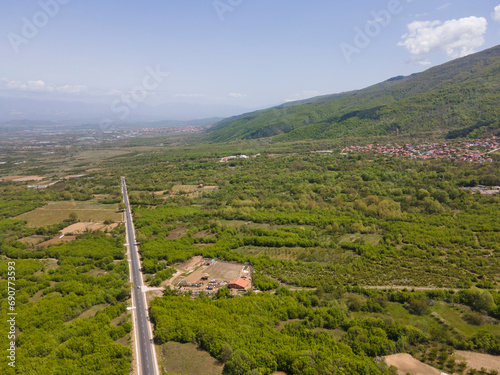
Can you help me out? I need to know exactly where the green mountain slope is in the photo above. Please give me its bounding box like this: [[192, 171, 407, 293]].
[[208, 45, 500, 142]]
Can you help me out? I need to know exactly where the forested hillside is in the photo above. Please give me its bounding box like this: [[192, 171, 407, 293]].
[[208, 45, 500, 142]]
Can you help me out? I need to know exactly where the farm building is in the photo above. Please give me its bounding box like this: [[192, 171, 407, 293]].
[[228, 278, 249, 290]]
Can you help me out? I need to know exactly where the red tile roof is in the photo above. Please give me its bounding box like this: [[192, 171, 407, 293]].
[[229, 278, 249, 289]]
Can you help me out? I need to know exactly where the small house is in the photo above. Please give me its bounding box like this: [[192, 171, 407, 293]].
[[229, 278, 249, 290]]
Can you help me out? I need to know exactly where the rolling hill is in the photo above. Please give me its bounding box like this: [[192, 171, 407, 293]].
[[207, 45, 500, 142]]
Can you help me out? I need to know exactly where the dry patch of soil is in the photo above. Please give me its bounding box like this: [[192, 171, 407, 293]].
[[183, 261, 247, 284], [38, 235, 76, 247], [455, 351, 500, 372], [177, 256, 205, 272], [61, 222, 118, 234], [0, 175, 46, 182], [384, 354, 442, 375], [165, 227, 188, 240], [165, 184, 219, 198], [14, 176, 46, 181], [18, 236, 46, 246]]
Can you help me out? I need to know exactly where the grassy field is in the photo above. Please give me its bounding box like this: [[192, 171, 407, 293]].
[[65, 304, 109, 324], [354, 302, 440, 336], [354, 301, 500, 341], [338, 233, 383, 246], [15, 200, 122, 227], [158, 342, 223, 375], [86, 268, 109, 277], [432, 302, 500, 337]]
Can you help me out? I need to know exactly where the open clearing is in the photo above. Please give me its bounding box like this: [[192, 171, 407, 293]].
[[15, 201, 122, 227], [64, 304, 109, 324], [73, 149, 136, 163], [455, 351, 500, 372], [20, 223, 117, 247], [0, 175, 46, 182], [159, 342, 223, 375], [19, 235, 46, 246], [384, 354, 441, 375], [61, 222, 119, 234], [38, 235, 77, 247], [431, 302, 500, 336], [338, 232, 383, 246], [182, 260, 250, 284], [167, 184, 219, 198], [170, 256, 252, 293], [165, 227, 189, 239]]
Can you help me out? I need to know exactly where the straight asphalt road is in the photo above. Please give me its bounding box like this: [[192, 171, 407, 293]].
[[121, 177, 158, 375]]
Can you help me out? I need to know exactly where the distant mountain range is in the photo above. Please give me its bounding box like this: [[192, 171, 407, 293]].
[[0, 117, 225, 132], [0, 96, 241, 128], [208, 45, 500, 142]]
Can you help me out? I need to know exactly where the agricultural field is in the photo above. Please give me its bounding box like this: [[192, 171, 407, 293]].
[[159, 342, 224, 375], [15, 201, 122, 227]]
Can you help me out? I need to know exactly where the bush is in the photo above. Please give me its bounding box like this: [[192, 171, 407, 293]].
[[407, 299, 430, 315], [463, 311, 485, 325]]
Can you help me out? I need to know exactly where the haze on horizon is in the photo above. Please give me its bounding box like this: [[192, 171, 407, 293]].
[[1, 0, 500, 122]]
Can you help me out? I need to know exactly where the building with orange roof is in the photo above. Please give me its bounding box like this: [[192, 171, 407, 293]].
[[229, 278, 249, 290]]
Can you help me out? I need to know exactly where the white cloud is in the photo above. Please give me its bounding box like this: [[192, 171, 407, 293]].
[[415, 59, 431, 66], [1, 78, 86, 94], [398, 16, 488, 58], [493, 4, 500, 22], [229, 92, 246, 98]]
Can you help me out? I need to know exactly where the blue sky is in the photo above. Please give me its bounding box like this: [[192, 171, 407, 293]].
[[1, 0, 500, 119]]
